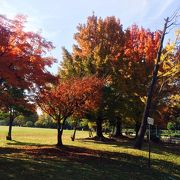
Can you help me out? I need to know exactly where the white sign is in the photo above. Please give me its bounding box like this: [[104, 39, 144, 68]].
[[147, 117, 154, 125]]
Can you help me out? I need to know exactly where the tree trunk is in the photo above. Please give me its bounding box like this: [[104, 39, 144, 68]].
[[71, 119, 79, 141], [6, 110, 14, 140], [57, 118, 66, 147], [96, 116, 103, 139], [135, 123, 140, 138], [134, 17, 169, 149], [71, 127, 77, 141], [114, 117, 122, 137], [57, 128, 63, 146]]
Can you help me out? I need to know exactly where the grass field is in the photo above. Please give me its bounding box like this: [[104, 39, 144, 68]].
[[0, 126, 180, 180]]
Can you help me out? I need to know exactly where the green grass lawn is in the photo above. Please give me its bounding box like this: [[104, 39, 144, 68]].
[[0, 126, 179, 180]]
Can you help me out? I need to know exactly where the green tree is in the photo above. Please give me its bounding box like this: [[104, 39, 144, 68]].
[[14, 115, 26, 126], [0, 111, 9, 125], [25, 121, 34, 127], [0, 86, 35, 140], [167, 122, 176, 131]]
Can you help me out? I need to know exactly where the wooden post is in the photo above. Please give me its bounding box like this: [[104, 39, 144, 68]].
[[148, 124, 151, 168]]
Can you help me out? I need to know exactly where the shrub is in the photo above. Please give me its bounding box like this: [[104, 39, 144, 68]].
[[167, 122, 176, 132], [25, 121, 34, 127]]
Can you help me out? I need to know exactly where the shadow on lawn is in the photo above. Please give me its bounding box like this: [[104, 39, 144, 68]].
[[0, 147, 22, 154], [6, 140, 51, 147], [77, 136, 134, 148], [78, 137, 180, 156], [5, 137, 180, 158], [0, 145, 179, 180], [5, 137, 180, 157]]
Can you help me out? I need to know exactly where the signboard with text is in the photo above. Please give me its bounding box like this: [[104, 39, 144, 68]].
[[147, 117, 154, 125]]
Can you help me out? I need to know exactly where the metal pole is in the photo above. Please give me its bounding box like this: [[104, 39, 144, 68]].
[[156, 125, 157, 137], [148, 124, 151, 168]]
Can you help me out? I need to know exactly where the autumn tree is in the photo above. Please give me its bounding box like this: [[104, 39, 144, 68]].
[[134, 16, 180, 149], [37, 76, 103, 146], [115, 25, 161, 139], [0, 14, 56, 139], [59, 15, 163, 140], [149, 32, 180, 129], [60, 15, 126, 139], [0, 15, 55, 93]]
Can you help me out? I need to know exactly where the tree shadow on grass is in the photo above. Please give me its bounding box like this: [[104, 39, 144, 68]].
[[0, 147, 22, 154], [0, 145, 179, 180], [6, 140, 52, 147], [4, 137, 180, 157], [77, 137, 180, 156], [78, 136, 133, 146], [151, 142, 180, 156]]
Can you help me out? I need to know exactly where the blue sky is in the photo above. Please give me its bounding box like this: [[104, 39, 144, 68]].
[[0, 0, 179, 73]]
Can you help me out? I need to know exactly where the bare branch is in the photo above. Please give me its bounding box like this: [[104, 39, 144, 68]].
[[167, 22, 175, 28], [165, 8, 180, 35], [168, 7, 180, 22]]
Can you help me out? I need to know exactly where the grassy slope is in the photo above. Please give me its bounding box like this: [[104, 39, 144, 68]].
[[0, 126, 179, 180]]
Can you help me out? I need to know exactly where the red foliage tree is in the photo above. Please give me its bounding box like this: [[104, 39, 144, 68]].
[[0, 15, 56, 140], [0, 15, 55, 92], [37, 76, 103, 146], [122, 25, 161, 96], [125, 25, 161, 63]]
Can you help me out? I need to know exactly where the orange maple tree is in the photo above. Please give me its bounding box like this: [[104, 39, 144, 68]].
[[61, 15, 163, 139], [37, 76, 103, 146], [74, 15, 124, 57], [72, 15, 125, 76]]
